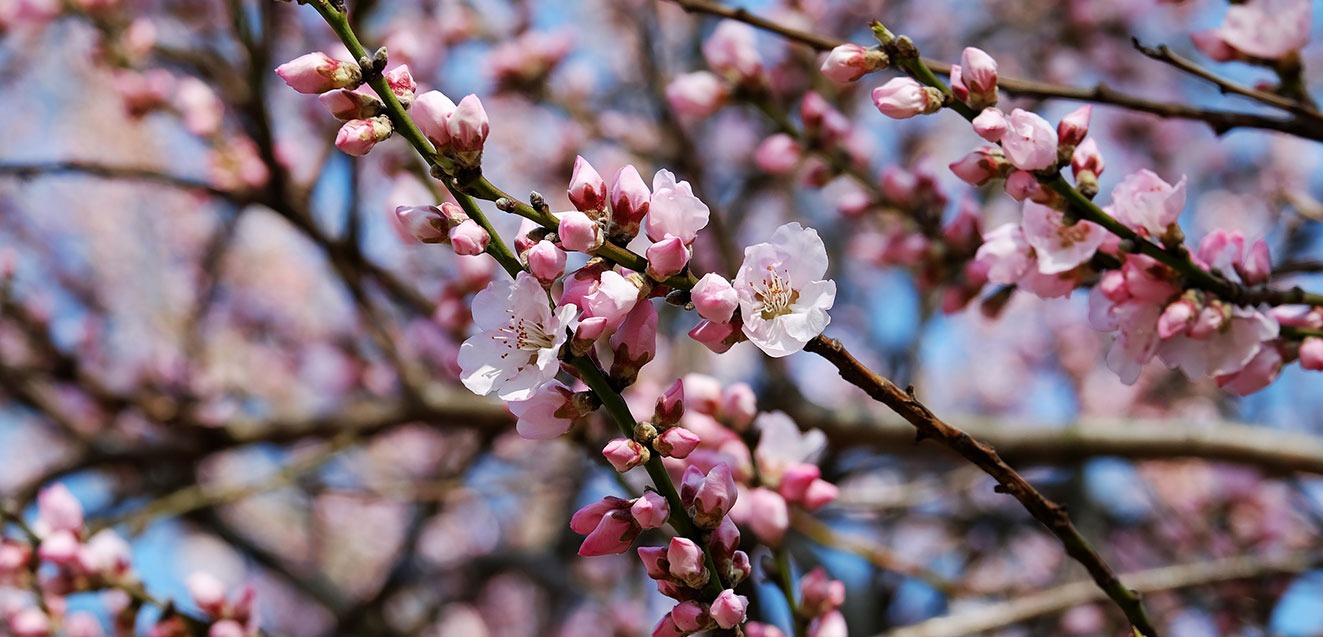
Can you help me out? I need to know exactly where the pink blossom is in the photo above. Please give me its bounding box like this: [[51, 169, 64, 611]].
[[395, 204, 463, 244], [610, 300, 658, 378], [570, 496, 631, 534], [975, 223, 1033, 284], [175, 77, 224, 136], [1159, 307, 1279, 379], [9, 608, 50, 637], [1001, 109, 1059, 171], [558, 209, 604, 252], [187, 572, 229, 615], [412, 90, 457, 149], [274, 52, 361, 94], [509, 380, 578, 439], [77, 529, 131, 576], [703, 21, 763, 81], [1157, 299, 1198, 339], [582, 270, 641, 329], [1003, 170, 1042, 202], [631, 491, 670, 529], [746, 487, 789, 545], [692, 273, 739, 324], [972, 108, 1007, 142], [710, 590, 748, 629], [734, 223, 836, 358], [646, 170, 710, 245], [722, 384, 757, 430], [872, 77, 941, 119], [1106, 169, 1186, 236], [656, 427, 701, 459], [800, 567, 847, 617], [755, 133, 803, 174], [209, 621, 246, 637], [1216, 345, 1284, 395], [568, 155, 608, 215], [681, 463, 738, 528], [37, 483, 83, 533], [950, 146, 1009, 185], [335, 116, 392, 156], [524, 240, 567, 284], [1020, 201, 1105, 274], [646, 236, 690, 281], [603, 438, 647, 472], [1057, 104, 1092, 147], [667, 536, 709, 588], [458, 272, 577, 400], [1198, 0, 1311, 60], [448, 219, 490, 256], [577, 510, 638, 556], [666, 71, 728, 120], [610, 165, 651, 239], [671, 601, 709, 632], [38, 529, 80, 564]]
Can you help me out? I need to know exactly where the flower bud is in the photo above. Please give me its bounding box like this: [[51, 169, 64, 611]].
[[721, 384, 757, 430], [1300, 337, 1323, 371], [335, 116, 393, 156], [671, 601, 710, 633], [681, 463, 738, 529], [610, 165, 651, 241], [820, 43, 887, 83], [959, 47, 998, 106], [949, 146, 1009, 186], [524, 240, 567, 284], [413, 90, 456, 149], [656, 427, 701, 459], [448, 219, 490, 256], [1001, 109, 1058, 171], [510, 381, 583, 440], [577, 510, 639, 556], [275, 52, 361, 94], [568, 156, 608, 218], [187, 572, 229, 616], [800, 567, 846, 617], [447, 94, 489, 154], [319, 88, 383, 120], [666, 537, 709, 588], [710, 589, 748, 629], [666, 71, 728, 120], [691, 273, 738, 324], [1241, 239, 1271, 285], [754, 133, 802, 174], [383, 65, 416, 107], [603, 438, 648, 473], [1158, 299, 1197, 339], [610, 300, 658, 383], [653, 378, 685, 426], [688, 319, 743, 354], [1057, 104, 1091, 147], [631, 491, 670, 529], [872, 77, 942, 119], [703, 20, 763, 82], [558, 209, 605, 252], [646, 236, 690, 281], [746, 487, 789, 546], [971, 107, 1007, 142], [652, 615, 686, 637]]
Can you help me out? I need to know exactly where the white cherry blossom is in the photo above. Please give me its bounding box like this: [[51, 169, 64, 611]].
[[459, 271, 577, 400], [734, 222, 836, 358]]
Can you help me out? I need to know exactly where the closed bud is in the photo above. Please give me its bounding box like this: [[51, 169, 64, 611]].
[[610, 165, 651, 241], [603, 438, 649, 473], [413, 90, 457, 149], [666, 537, 709, 588], [558, 209, 605, 252], [949, 146, 1009, 186], [335, 116, 392, 156], [383, 65, 417, 107], [646, 236, 690, 281], [959, 47, 998, 106], [655, 427, 701, 459], [971, 107, 1007, 142], [447, 94, 489, 154], [568, 156, 608, 217], [710, 589, 748, 629], [318, 88, 383, 120], [275, 52, 361, 94], [691, 273, 738, 324], [820, 43, 887, 83], [631, 491, 670, 529], [448, 219, 490, 256], [524, 240, 567, 284], [654, 378, 686, 426], [1057, 104, 1091, 147], [688, 318, 743, 354], [671, 601, 710, 633], [872, 77, 942, 119]]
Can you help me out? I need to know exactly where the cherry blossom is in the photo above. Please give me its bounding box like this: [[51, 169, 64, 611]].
[[734, 223, 837, 358], [458, 272, 577, 401]]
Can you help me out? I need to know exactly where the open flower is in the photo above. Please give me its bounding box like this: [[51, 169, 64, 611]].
[[734, 223, 836, 357], [458, 272, 577, 400]]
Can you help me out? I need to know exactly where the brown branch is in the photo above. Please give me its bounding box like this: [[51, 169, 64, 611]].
[[804, 335, 1158, 636], [659, 0, 1323, 140], [878, 550, 1321, 637], [1131, 39, 1319, 118]]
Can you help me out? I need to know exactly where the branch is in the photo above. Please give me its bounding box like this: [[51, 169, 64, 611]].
[[804, 336, 1158, 636], [658, 0, 1323, 140], [877, 550, 1321, 637]]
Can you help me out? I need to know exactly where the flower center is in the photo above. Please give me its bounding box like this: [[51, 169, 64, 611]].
[[1056, 222, 1091, 248], [492, 314, 556, 359], [752, 266, 800, 320]]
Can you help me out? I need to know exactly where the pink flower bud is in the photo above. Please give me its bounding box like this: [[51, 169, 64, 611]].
[[703, 21, 763, 81], [603, 438, 648, 472], [747, 622, 788, 637], [38, 483, 83, 533], [1158, 299, 1197, 339], [666, 537, 709, 588], [652, 615, 687, 637], [38, 529, 80, 565], [610, 300, 658, 381], [558, 209, 605, 252], [971, 107, 1007, 142], [572, 316, 609, 356], [1001, 109, 1058, 171], [683, 462, 738, 528], [210, 620, 246, 637], [721, 384, 757, 430], [319, 88, 383, 120], [647, 170, 710, 245], [872, 77, 942, 119], [275, 52, 361, 94], [578, 511, 638, 556], [666, 71, 728, 120], [631, 491, 670, 529], [654, 379, 685, 426], [809, 611, 849, 637], [646, 236, 690, 280], [1300, 337, 1323, 371], [395, 205, 451, 243], [413, 90, 457, 149], [800, 567, 846, 617], [747, 487, 789, 546], [671, 601, 709, 633], [571, 496, 631, 534], [1003, 170, 1041, 201], [639, 545, 669, 580], [754, 133, 802, 174], [1057, 104, 1091, 147], [820, 43, 883, 83], [949, 146, 1008, 186], [691, 273, 738, 324], [525, 240, 567, 284], [710, 589, 748, 629], [688, 319, 742, 354], [447, 94, 489, 153], [1242, 239, 1271, 285], [801, 478, 839, 511], [78, 529, 131, 576], [610, 165, 651, 240], [509, 380, 580, 440], [187, 572, 228, 615], [569, 156, 608, 216], [449, 219, 490, 256], [335, 116, 393, 156], [959, 47, 998, 105], [383, 65, 416, 106], [1216, 346, 1283, 396], [778, 463, 821, 502], [880, 165, 918, 204], [9, 608, 50, 637], [656, 427, 701, 459], [1071, 137, 1105, 176]]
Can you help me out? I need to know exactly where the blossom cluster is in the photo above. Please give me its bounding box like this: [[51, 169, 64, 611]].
[[0, 485, 254, 637]]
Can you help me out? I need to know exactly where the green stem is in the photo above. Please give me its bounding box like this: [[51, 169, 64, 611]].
[[571, 356, 727, 601], [773, 547, 807, 637]]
